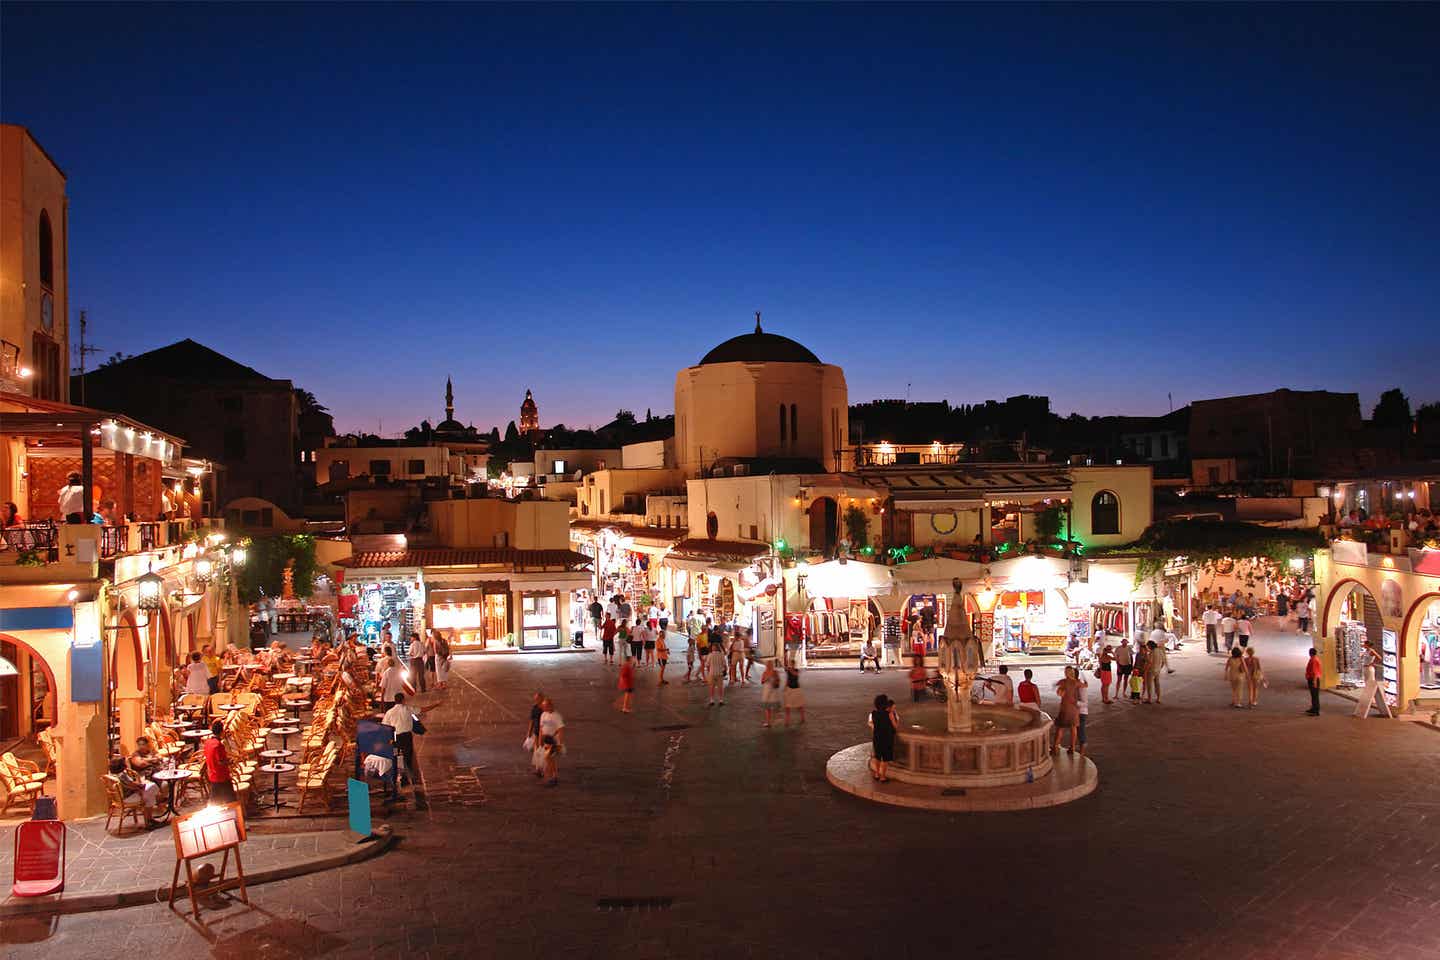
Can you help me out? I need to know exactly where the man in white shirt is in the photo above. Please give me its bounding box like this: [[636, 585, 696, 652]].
[[1202, 605, 1221, 653], [57, 472, 86, 523], [382, 693, 421, 786], [378, 656, 408, 707], [1148, 625, 1167, 653], [1295, 598, 1311, 634], [1220, 613, 1237, 650]]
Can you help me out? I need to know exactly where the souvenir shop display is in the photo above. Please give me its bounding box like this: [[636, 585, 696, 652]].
[[1420, 607, 1440, 690], [1334, 621, 1367, 689], [1382, 629, 1399, 706]]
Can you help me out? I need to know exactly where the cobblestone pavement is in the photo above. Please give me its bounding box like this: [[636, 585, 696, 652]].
[[5, 620, 1438, 959]]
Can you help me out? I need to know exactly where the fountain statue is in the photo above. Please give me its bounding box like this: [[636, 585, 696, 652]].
[[938, 579, 986, 732]]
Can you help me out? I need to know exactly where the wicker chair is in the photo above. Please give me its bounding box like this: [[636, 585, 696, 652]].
[[103, 774, 146, 833]]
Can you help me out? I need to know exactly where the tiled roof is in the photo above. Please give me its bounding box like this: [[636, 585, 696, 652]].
[[570, 519, 687, 541], [670, 538, 770, 560], [335, 548, 592, 570]]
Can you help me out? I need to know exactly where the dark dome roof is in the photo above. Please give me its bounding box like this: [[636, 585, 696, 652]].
[[700, 331, 820, 366]]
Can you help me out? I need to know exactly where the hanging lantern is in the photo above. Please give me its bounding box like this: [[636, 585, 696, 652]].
[[230, 545, 247, 567], [195, 555, 214, 584], [137, 567, 164, 612]]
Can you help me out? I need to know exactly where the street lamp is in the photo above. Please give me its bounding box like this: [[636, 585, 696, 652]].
[[137, 567, 164, 614], [230, 545, 247, 567], [195, 555, 214, 584]]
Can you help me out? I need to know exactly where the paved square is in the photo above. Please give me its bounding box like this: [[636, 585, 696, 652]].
[[4, 620, 1438, 960]]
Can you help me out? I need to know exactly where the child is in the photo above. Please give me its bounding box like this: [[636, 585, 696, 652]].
[[617, 656, 636, 713], [540, 734, 559, 785], [908, 656, 927, 703], [1129, 670, 1144, 701]]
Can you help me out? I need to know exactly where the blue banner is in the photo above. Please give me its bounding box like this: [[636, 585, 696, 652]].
[[347, 778, 372, 840]]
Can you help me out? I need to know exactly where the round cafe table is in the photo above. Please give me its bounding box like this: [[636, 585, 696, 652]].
[[272, 673, 295, 683], [180, 730, 212, 754], [162, 720, 192, 731], [294, 657, 316, 676], [269, 725, 301, 752], [218, 703, 247, 714], [284, 699, 311, 721], [150, 768, 196, 818], [258, 750, 295, 812]]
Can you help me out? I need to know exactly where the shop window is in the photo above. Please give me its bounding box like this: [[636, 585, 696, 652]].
[[369, 459, 391, 476], [407, 459, 425, 475], [553, 459, 567, 475], [522, 592, 560, 648], [1091, 491, 1120, 535], [38, 210, 54, 288]]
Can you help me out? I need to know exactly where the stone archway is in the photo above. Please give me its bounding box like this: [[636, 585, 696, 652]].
[[111, 609, 147, 752], [0, 633, 59, 739], [1400, 592, 1439, 665], [809, 497, 838, 556], [1322, 579, 1384, 690]]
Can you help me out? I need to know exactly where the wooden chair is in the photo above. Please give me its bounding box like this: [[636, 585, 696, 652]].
[[103, 774, 145, 833], [35, 729, 58, 779], [1, 764, 45, 816]]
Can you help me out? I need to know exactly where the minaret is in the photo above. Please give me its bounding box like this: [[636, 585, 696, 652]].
[[755, 310, 762, 333], [445, 377, 455, 422]]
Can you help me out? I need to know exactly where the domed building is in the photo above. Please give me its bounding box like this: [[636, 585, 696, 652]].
[[519, 389, 540, 437], [674, 313, 848, 477]]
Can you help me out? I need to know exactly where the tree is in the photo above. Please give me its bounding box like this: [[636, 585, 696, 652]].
[[237, 534, 319, 603], [503, 420, 520, 443], [99, 351, 133, 368], [614, 409, 637, 426], [1372, 388, 1412, 429]]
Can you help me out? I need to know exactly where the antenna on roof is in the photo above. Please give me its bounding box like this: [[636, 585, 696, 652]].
[[74, 310, 102, 404], [754, 310, 762, 334]]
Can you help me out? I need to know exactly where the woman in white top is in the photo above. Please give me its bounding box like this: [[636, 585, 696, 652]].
[[537, 699, 564, 787], [183, 652, 211, 696]]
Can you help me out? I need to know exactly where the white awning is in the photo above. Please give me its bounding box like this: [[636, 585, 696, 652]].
[[890, 557, 987, 595], [802, 559, 894, 599]]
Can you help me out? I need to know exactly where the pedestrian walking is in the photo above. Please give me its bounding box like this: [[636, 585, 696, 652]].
[[1295, 598, 1311, 634], [783, 663, 806, 725], [729, 630, 747, 683], [1237, 615, 1253, 648], [383, 692, 423, 787], [1115, 639, 1133, 696], [617, 657, 636, 712], [1144, 640, 1167, 703], [409, 631, 430, 694], [588, 597, 604, 642], [1243, 646, 1266, 707], [1224, 648, 1246, 707], [1221, 612, 1237, 650], [760, 660, 782, 726], [868, 694, 898, 782], [434, 630, 452, 689], [1353, 639, 1393, 718], [657, 600, 669, 636], [1202, 604, 1221, 653], [656, 631, 670, 685], [705, 642, 727, 706], [683, 631, 697, 683], [600, 614, 618, 664], [1074, 668, 1089, 757], [631, 620, 650, 664], [1051, 666, 1080, 755], [525, 691, 544, 774], [1304, 647, 1323, 716], [642, 616, 657, 666], [1098, 644, 1114, 703]]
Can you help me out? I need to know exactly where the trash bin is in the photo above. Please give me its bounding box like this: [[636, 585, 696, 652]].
[[31, 796, 58, 820]]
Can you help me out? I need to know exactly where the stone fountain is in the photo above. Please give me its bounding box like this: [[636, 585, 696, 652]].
[[825, 581, 1098, 810]]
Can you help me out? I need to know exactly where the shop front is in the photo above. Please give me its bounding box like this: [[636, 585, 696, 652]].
[[571, 522, 686, 638], [794, 558, 891, 664], [1316, 540, 1440, 714], [338, 570, 425, 650]]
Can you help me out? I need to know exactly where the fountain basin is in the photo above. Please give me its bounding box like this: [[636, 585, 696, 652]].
[[888, 705, 1053, 788]]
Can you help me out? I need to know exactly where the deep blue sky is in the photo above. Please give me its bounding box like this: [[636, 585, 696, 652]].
[[4, 3, 1436, 434]]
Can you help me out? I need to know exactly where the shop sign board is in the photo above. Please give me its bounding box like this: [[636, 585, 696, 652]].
[[753, 601, 777, 659]]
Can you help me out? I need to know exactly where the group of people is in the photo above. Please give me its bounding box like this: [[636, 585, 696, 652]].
[[1093, 632, 1171, 704], [111, 725, 235, 828], [1200, 604, 1261, 653], [524, 692, 565, 787]]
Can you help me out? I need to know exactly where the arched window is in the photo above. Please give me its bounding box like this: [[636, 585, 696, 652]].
[[779, 403, 787, 449], [706, 512, 719, 539], [790, 404, 798, 450], [38, 210, 54, 288], [1091, 491, 1120, 535]]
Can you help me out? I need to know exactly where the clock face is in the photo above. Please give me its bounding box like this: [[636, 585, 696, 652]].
[[40, 292, 53, 333]]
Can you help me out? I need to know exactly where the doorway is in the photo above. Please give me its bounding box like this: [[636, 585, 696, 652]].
[[808, 497, 838, 556]]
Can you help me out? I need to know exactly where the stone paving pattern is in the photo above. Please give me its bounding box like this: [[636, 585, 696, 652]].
[[3, 619, 1439, 959]]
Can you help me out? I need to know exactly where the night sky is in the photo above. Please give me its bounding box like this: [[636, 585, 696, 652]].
[[3, 4, 1436, 434]]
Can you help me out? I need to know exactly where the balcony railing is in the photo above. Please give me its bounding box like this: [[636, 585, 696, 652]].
[[1, 521, 59, 561]]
